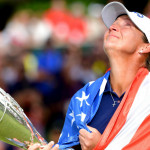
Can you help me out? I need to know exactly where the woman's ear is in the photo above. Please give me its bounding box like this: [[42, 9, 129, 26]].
[[139, 43, 150, 54]]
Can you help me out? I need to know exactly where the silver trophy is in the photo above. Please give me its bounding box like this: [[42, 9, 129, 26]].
[[0, 87, 48, 149]]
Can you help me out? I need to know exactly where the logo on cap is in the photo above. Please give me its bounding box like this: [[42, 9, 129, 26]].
[[133, 12, 144, 18]]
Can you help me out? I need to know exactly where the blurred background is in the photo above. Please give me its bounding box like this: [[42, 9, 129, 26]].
[[0, 0, 149, 149]]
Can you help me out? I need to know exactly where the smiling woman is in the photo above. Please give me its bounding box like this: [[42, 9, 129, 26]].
[[104, 15, 145, 58], [26, 1, 150, 150]]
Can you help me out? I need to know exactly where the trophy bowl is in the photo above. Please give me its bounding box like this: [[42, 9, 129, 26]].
[[0, 88, 47, 149]]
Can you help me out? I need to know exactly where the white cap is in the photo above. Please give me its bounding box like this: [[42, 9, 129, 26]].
[[101, 1, 150, 43]]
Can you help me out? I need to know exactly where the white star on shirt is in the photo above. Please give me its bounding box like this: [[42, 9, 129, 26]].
[[76, 91, 90, 107], [76, 112, 86, 122], [89, 81, 95, 86], [69, 111, 75, 126]]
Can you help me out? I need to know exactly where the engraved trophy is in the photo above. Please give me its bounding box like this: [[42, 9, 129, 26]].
[[0, 87, 47, 149]]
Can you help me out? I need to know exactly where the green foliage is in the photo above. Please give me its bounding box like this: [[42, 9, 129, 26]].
[[16, 1, 50, 13], [15, 0, 107, 12], [0, 0, 108, 20]]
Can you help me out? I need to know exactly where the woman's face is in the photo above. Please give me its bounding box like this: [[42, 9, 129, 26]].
[[103, 15, 144, 57]]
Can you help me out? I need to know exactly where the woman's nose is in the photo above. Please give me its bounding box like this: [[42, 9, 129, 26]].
[[109, 24, 119, 32]]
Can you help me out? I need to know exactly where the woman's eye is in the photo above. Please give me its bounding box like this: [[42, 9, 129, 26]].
[[125, 22, 131, 26]]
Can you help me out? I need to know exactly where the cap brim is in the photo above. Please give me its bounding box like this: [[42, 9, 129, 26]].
[[101, 2, 129, 28]]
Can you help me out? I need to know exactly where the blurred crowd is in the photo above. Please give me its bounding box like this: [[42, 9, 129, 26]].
[[0, 0, 150, 149]]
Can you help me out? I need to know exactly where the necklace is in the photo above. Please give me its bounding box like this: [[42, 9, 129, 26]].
[[110, 85, 120, 107]]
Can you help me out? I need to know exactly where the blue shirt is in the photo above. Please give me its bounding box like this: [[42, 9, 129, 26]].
[[88, 80, 125, 134]]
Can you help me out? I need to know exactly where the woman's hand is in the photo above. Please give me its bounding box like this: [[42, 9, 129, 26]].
[[28, 141, 59, 150], [79, 126, 101, 150]]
